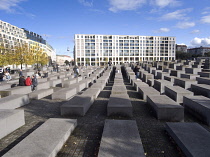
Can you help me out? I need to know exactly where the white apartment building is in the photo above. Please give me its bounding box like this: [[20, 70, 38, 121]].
[[75, 34, 176, 66], [0, 20, 56, 67]]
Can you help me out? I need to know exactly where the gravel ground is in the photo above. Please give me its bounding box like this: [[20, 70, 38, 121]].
[[0, 71, 210, 157]]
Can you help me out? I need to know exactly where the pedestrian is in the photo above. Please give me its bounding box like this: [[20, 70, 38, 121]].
[[31, 75, 38, 91], [19, 69, 23, 77], [73, 65, 79, 78], [133, 63, 140, 79], [19, 76, 25, 86]]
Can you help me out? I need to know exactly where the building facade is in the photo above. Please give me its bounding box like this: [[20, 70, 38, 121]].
[[56, 55, 73, 65], [74, 34, 176, 66], [187, 46, 210, 56], [176, 44, 187, 53], [0, 20, 56, 67]]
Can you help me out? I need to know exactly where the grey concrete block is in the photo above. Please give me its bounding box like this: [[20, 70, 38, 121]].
[[29, 88, 53, 100], [165, 122, 210, 157], [98, 119, 145, 157], [0, 86, 31, 97], [174, 78, 197, 90], [82, 88, 100, 99], [61, 95, 94, 116], [49, 79, 62, 87], [154, 80, 173, 94], [170, 70, 185, 78], [111, 85, 127, 94], [0, 94, 30, 109], [139, 87, 160, 101], [0, 84, 11, 91], [47, 75, 58, 81], [191, 84, 210, 98], [107, 93, 133, 117], [91, 82, 105, 91], [156, 72, 170, 80], [0, 109, 25, 139], [142, 73, 154, 83], [147, 95, 184, 121], [67, 82, 86, 93], [185, 68, 202, 74], [164, 75, 177, 83], [36, 81, 50, 90], [198, 72, 210, 78], [134, 81, 149, 92], [62, 79, 77, 88], [147, 79, 155, 86], [196, 77, 210, 85], [51, 88, 77, 100], [180, 74, 199, 80], [3, 118, 77, 157], [165, 86, 194, 103], [183, 95, 210, 125]]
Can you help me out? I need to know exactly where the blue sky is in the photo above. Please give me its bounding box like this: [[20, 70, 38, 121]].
[[0, 0, 210, 57]]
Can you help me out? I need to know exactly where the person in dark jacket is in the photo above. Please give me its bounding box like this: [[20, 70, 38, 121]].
[[133, 64, 140, 79], [19, 76, 25, 86], [31, 75, 38, 91]]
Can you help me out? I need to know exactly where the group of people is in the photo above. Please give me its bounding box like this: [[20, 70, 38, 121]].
[[0, 69, 12, 82], [19, 75, 38, 91]]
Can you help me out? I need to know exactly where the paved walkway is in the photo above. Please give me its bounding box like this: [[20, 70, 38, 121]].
[[0, 74, 210, 157]]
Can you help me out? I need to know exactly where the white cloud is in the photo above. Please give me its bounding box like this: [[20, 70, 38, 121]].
[[108, 0, 146, 12], [154, 27, 170, 33], [191, 37, 210, 46], [78, 0, 93, 7], [0, 0, 26, 12], [201, 15, 210, 24], [151, 0, 182, 8], [160, 8, 193, 20], [176, 21, 195, 29], [191, 30, 200, 34]]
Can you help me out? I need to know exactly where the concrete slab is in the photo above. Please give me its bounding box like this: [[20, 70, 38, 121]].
[[191, 84, 210, 98], [3, 118, 77, 157], [147, 95, 184, 121], [0, 109, 25, 139], [138, 87, 160, 101], [98, 119, 145, 157], [0, 84, 11, 91], [107, 93, 133, 117], [36, 81, 50, 90], [51, 88, 77, 100], [180, 74, 199, 80], [0, 94, 30, 109], [196, 77, 210, 85], [183, 95, 210, 125], [165, 85, 194, 103], [82, 88, 100, 99], [165, 122, 210, 157], [0, 86, 31, 97], [153, 80, 173, 94], [174, 78, 197, 90], [111, 85, 127, 94], [29, 88, 53, 100], [61, 95, 94, 116]]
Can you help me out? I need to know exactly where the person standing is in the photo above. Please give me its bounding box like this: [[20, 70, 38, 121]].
[[19, 69, 23, 77], [133, 63, 140, 79], [31, 75, 38, 91], [73, 65, 79, 78]]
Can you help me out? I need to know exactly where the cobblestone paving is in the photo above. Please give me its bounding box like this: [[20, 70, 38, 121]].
[[0, 73, 210, 157]]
